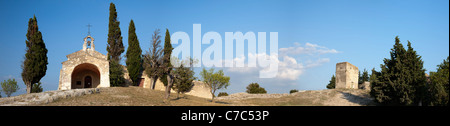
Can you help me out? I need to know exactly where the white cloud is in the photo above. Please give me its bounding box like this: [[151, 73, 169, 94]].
[[224, 42, 338, 81], [279, 42, 340, 56], [225, 53, 304, 81], [305, 58, 330, 68], [217, 42, 338, 94], [275, 56, 304, 80]]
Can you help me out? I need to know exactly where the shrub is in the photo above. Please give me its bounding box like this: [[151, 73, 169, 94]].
[[326, 75, 335, 89], [218, 92, 229, 97], [246, 83, 267, 94], [290, 89, 298, 94], [32, 82, 43, 93]]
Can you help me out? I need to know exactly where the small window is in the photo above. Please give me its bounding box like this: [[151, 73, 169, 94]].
[[76, 81, 82, 85]]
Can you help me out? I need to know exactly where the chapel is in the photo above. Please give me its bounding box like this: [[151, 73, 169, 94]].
[[58, 35, 110, 90]]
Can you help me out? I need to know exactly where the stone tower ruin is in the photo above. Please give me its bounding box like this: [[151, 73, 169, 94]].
[[335, 62, 359, 89]]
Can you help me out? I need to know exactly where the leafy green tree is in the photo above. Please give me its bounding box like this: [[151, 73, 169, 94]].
[[144, 29, 163, 90], [166, 57, 198, 99], [32, 82, 43, 93], [22, 15, 48, 94], [1, 78, 19, 97], [172, 62, 196, 98], [126, 19, 143, 86], [371, 36, 426, 105], [427, 56, 449, 106], [326, 75, 335, 89], [246, 83, 267, 94], [200, 68, 230, 102]]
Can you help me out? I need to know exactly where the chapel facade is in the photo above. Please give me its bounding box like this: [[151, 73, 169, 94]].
[[57, 35, 211, 99], [58, 35, 110, 90]]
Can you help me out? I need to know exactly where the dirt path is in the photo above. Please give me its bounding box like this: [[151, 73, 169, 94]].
[[217, 89, 376, 106]]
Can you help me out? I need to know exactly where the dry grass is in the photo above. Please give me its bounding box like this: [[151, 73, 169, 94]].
[[218, 89, 375, 106], [40, 87, 374, 106], [42, 86, 226, 106]]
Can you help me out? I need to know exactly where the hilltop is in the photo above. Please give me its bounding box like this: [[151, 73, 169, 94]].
[[1, 86, 376, 106]]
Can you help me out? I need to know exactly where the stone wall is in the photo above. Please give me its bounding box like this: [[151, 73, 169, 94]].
[[185, 80, 213, 99], [335, 62, 359, 89], [359, 81, 371, 90], [123, 67, 212, 99]]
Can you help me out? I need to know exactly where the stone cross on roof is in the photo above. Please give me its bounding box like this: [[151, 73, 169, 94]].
[[86, 24, 92, 35]]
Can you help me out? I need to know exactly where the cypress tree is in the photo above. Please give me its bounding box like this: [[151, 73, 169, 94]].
[[370, 68, 386, 102], [161, 29, 173, 86], [378, 36, 410, 105], [362, 69, 369, 82], [358, 69, 369, 87], [21, 16, 48, 94], [405, 41, 427, 105], [107, 2, 124, 62], [107, 3, 125, 86], [126, 19, 142, 85], [427, 56, 449, 106], [110, 60, 125, 87], [371, 36, 426, 105], [326, 75, 335, 89]]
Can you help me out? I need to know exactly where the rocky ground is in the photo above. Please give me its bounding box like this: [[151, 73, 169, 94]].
[[0, 86, 376, 106], [217, 89, 376, 106], [0, 88, 100, 106], [41, 86, 224, 106]]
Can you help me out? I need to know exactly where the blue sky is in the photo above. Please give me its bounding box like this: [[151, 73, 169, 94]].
[[0, 0, 448, 96]]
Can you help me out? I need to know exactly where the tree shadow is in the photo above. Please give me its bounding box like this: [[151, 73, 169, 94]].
[[170, 96, 188, 101], [203, 99, 231, 104], [213, 101, 231, 104], [339, 91, 377, 106]]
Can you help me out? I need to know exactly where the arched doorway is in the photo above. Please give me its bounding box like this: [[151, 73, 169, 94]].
[[71, 63, 100, 89]]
